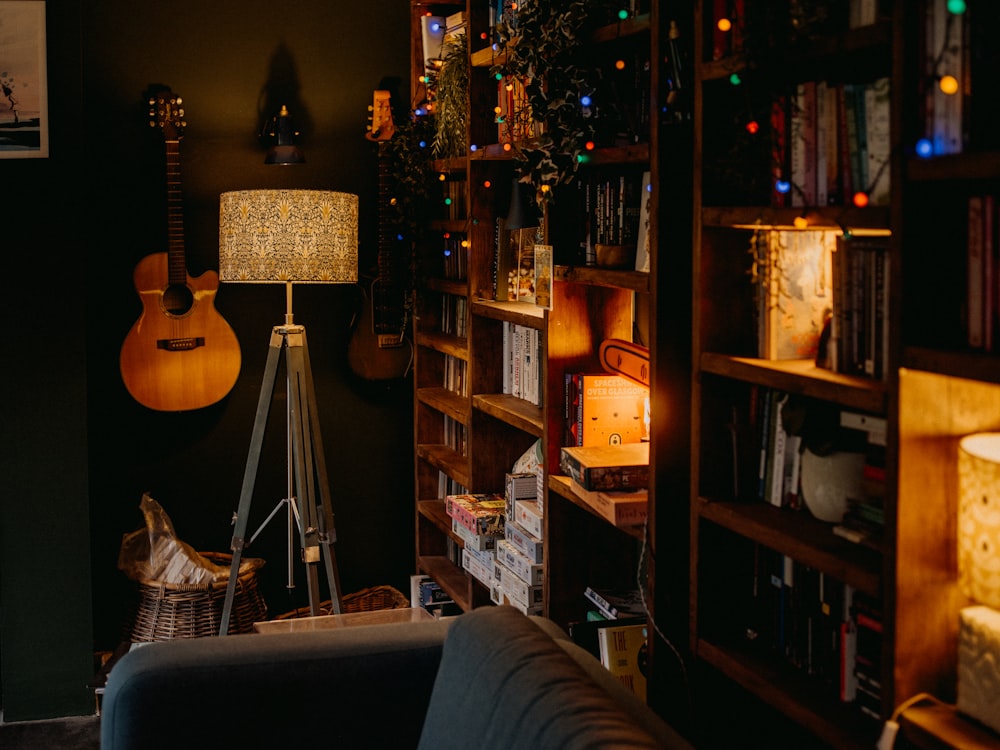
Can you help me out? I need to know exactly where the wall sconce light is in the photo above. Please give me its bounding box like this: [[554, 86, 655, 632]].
[[956, 432, 1000, 733], [262, 104, 305, 165]]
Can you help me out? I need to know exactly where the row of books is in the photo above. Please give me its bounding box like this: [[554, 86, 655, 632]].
[[743, 545, 883, 718], [563, 371, 648, 448], [443, 354, 467, 398], [753, 229, 889, 381], [921, 1, 1000, 156], [966, 193, 1000, 352], [443, 414, 467, 455], [502, 322, 542, 405], [710, 1, 888, 63], [827, 233, 890, 380], [410, 574, 463, 618], [440, 233, 468, 282], [751, 388, 886, 528], [437, 178, 466, 221], [774, 77, 890, 209], [440, 294, 466, 338]]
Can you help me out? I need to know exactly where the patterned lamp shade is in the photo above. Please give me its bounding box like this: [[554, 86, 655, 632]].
[[958, 432, 1000, 609], [218, 190, 358, 283]]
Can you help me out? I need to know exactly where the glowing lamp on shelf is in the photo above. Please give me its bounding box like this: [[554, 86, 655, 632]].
[[956, 432, 1000, 733], [958, 433, 1000, 608]]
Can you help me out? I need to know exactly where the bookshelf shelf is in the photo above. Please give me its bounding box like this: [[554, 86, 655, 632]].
[[899, 703, 1000, 750], [695, 639, 880, 750], [470, 299, 545, 327], [416, 444, 470, 490], [425, 277, 468, 297], [902, 346, 1000, 386], [700, 354, 888, 414], [472, 393, 543, 437], [548, 474, 644, 542], [700, 205, 891, 231], [552, 265, 650, 293], [417, 386, 469, 423], [696, 498, 881, 597], [415, 331, 468, 359]]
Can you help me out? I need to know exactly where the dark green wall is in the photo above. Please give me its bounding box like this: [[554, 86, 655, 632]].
[[1, 0, 413, 721]]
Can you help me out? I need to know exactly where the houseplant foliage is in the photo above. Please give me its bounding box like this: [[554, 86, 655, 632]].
[[492, 0, 618, 205], [433, 33, 468, 159]]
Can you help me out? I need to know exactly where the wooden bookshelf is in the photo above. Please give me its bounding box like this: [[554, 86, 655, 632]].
[[408, 0, 693, 725], [689, 2, 1000, 747]]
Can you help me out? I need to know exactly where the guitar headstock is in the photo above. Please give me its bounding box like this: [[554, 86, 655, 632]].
[[148, 88, 186, 141], [366, 90, 395, 142]]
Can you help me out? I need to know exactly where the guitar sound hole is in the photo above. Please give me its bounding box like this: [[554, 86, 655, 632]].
[[161, 283, 194, 316]]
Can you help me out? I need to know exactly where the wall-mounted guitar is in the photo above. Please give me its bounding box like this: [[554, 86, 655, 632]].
[[347, 89, 412, 381], [119, 87, 242, 411]]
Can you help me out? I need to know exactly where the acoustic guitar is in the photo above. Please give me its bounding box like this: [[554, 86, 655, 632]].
[[119, 88, 242, 411], [347, 89, 412, 381]]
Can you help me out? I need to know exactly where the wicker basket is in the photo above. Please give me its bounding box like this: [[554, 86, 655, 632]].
[[273, 584, 410, 621], [127, 552, 267, 641]]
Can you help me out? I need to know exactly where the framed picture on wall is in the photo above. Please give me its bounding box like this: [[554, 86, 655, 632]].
[[0, 0, 48, 159]]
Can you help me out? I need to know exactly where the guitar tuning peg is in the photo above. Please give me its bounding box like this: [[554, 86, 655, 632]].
[[368, 105, 374, 112]]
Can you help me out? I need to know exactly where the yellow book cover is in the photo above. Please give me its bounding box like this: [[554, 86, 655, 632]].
[[598, 622, 648, 700]]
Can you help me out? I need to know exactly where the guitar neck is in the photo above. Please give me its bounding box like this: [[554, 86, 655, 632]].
[[165, 139, 187, 285]]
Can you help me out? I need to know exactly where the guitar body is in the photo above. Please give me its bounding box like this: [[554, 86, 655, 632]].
[[347, 280, 412, 382], [120, 252, 242, 411]]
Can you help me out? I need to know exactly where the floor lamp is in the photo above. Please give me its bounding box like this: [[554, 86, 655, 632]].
[[216, 189, 358, 635]]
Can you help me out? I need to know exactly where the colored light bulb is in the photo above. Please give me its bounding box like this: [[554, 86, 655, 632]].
[[853, 191, 869, 208]]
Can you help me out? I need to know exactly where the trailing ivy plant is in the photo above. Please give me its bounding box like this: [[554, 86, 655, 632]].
[[433, 33, 469, 159], [491, 0, 618, 206], [385, 113, 436, 285]]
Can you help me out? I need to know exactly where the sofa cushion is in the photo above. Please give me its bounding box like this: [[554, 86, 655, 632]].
[[100, 619, 451, 750], [417, 606, 675, 749]]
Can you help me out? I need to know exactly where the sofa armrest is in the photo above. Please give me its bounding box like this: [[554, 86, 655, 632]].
[[101, 618, 452, 750]]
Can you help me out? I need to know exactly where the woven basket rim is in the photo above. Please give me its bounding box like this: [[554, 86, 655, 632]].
[[134, 551, 265, 591]]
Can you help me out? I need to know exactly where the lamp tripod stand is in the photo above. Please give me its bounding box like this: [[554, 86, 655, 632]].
[[219, 316, 343, 636]]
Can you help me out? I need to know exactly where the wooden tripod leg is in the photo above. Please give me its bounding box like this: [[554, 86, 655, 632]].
[[218, 328, 284, 636], [286, 328, 344, 616], [300, 329, 344, 614]]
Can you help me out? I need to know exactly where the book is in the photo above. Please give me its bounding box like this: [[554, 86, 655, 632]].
[[633, 171, 652, 272], [583, 586, 646, 621], [560, 443, 650, 491], [762, 230, 835, 361], [445, 493, 506, 537], [565, 372, 648, 447], [568, 477, 648, 528], [534, 244, 553, 309], [598, 622, 649, 700]]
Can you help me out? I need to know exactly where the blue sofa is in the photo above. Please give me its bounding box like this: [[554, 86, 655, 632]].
[[100, 605, 693, 749]]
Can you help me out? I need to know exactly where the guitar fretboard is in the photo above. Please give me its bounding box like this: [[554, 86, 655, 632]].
[[164, 140, 187, 287]]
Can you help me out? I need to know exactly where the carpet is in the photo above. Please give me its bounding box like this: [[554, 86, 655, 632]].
[[0, 715, 100, 749]]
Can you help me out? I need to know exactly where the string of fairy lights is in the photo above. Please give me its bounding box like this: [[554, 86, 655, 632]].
[[713, 0, 967, 223]]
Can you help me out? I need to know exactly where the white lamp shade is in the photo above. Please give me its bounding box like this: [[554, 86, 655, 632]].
[[958, 432, 1000, 609], [218, 190, 358, 283]]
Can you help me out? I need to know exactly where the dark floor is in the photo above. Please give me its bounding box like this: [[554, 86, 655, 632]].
[[0, 715, 100, 749]]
